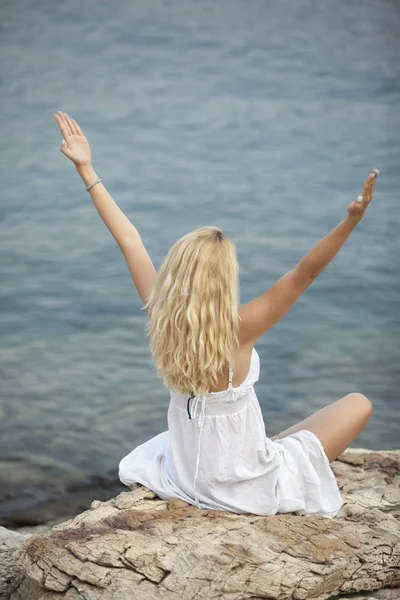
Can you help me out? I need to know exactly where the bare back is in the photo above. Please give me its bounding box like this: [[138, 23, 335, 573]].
[[204, 337, 254, 393]]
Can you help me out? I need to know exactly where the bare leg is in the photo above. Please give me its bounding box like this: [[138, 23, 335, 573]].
[[270, 393, 373, 463]]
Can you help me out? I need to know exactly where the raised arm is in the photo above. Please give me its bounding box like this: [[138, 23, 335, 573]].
[[54, 110, 141, 247], [54, 110, 157, 312], [238, 169, 380, 346]]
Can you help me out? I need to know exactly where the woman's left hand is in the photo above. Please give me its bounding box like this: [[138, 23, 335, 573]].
[[54, 111, 92, 167], [346, 169, 379, 223]]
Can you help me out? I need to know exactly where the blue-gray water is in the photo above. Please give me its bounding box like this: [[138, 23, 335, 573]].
[[1, 0, 399, 526]]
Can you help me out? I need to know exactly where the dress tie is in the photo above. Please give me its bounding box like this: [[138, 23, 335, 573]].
[[186, 392, 206, 427], [185, 363, 232, 509], [187, 392, 207, 509]]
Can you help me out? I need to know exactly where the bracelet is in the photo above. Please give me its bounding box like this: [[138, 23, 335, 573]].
[[85, 178, 102, 192]]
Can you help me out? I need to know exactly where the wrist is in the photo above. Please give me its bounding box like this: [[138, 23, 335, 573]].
[[76, 163, 95, 175], [344, 213, 361, 228], [76, 163, 98, 186]]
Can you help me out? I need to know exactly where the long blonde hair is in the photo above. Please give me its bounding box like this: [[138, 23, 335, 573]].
[[142, 226, 242, 396]]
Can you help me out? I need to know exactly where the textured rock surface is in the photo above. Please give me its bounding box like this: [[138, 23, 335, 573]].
[[0, 526, 33, 599], [1, 448, 399, 600]]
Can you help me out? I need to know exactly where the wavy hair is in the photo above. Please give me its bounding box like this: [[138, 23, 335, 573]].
[[142, 226, 242, 396]]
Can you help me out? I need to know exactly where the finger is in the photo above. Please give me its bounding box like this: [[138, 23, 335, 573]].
[[361, 172, 374, 202], [356, 169, 379, 207], [370, 168, 379, 195], [365, 168, 379, 203], [72, 118, 84, 136], [55, 113, 70, 141], [60, 144, 71, 157], [367, 177, 377, 203], [62, 112, 75, 136], [58, 111, 74, 137], [65, 113, 78, 135], [361, 170, 376, 203]]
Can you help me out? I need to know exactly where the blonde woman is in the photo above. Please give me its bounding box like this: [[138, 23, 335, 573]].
[[55, 110, 378, 518]]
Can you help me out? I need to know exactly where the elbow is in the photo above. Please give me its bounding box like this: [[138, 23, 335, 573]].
[[295, 263, 318, 283]]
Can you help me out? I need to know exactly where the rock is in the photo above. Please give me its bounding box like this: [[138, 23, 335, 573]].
[[0, 526, 33, 599], [2, 448, 399, 600]]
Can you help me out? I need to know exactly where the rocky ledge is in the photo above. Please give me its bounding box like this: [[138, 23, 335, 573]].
[[1, 448, 399, 600]]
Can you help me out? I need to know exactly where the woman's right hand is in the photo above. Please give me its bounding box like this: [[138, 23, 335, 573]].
[[347, 169, 380, 223], [54, 110, 92, 168]]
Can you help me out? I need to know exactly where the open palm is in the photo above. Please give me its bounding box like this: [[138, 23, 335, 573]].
[[54, 110, 92, 167], [347, 169, 379, 223]]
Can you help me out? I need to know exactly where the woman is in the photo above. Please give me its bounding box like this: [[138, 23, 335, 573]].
[[55, 110, 378, 518]]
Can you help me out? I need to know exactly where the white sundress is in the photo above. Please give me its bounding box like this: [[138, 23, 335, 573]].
[[118, 347, 343, 518]]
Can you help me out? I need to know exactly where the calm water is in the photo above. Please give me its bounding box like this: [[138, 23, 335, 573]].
[[1, 0, 399, 525]]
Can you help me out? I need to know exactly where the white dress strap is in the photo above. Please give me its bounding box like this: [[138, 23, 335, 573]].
[[228, 361, 233, 389]]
